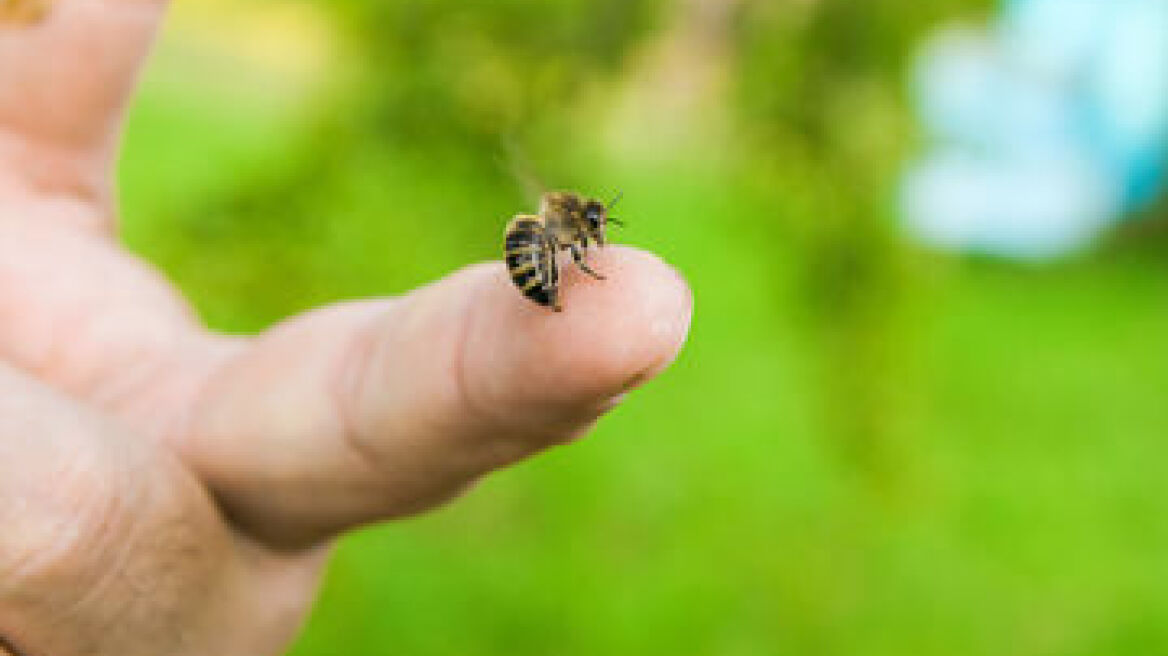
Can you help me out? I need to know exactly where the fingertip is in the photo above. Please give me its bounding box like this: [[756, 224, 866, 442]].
[[464, 246, 692, 427], [563, 245, 693, 391]]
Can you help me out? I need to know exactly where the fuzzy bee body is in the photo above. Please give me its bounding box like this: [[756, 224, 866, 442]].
[[504, 215, 560, 310], [503, 191, 618, 311]]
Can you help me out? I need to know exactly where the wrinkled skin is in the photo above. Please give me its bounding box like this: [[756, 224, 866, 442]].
[[0, 2, 693, 654]]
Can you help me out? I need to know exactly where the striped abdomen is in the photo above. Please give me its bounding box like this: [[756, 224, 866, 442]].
[[504, 216, 560, 311]]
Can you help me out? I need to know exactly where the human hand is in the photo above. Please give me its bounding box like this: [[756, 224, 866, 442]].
[[0, 3, 692, 655]]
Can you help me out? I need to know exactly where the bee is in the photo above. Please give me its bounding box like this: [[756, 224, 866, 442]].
[[504, 191, 623, 311]]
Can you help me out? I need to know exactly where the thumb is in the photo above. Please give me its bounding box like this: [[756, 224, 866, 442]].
[[184, 246, 693, 548]]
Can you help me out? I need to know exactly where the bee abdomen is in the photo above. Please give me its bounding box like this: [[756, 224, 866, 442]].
[[505, 217, 541, 248], [505, 250, 540, 286], [504, 216, 559, 310]]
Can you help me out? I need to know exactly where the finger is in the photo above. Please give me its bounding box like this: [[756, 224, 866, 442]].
[[0, 364, 303, 656], [184, 246, 693, 548], [0, 0, 167, 202]]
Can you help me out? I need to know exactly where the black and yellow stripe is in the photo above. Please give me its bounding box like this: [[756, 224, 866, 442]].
[[504, 216, 559, 310]]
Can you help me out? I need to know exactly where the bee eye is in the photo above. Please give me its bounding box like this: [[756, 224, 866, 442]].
[[585, 206, 604, 228]]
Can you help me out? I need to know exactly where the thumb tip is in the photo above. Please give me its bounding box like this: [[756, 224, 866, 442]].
[[464, 246, 692, 422]]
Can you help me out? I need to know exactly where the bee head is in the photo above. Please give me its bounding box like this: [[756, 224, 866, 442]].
[[583, 192, 623, 246], [583, 200, 607, 233]]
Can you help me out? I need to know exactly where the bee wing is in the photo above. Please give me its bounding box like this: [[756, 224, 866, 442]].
[[496, 138, 548, 210]]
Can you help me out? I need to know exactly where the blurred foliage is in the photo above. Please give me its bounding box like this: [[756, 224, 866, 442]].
[[327, 0, 663, 143], [117, 0, 1168, 654]]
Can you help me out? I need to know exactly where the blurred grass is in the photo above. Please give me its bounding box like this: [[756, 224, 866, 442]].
[[118, 1, 1168, 654]]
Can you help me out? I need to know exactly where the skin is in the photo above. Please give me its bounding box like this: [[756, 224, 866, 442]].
[[0, 2, 693, 655]]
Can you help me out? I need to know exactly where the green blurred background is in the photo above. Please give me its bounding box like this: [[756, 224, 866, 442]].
[[118, 0, 1168, 654]]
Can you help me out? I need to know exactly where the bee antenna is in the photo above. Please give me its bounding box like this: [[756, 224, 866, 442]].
[[607, 191, 624, 210], [608, 216, 625, 227]]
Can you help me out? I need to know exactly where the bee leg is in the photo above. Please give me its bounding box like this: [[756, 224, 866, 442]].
[[544, 239, 563, 312], [570, 244, 606, 280]]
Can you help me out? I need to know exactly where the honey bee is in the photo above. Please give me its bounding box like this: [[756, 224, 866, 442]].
[[504, 191, 623, 311]]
